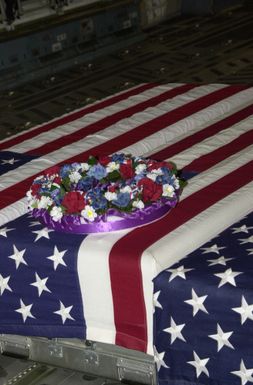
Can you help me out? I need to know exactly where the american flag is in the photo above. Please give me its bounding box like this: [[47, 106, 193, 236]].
[[153, 212, 253, 385], [0, 83, 252, 360]]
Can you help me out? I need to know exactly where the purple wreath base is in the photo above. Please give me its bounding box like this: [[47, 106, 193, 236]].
[[32, 198, 178, 234]]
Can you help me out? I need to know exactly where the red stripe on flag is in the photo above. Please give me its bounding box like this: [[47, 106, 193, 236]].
[[0, 85, 247, 210], [0, 83, 157, 151], [152, 102, 253, 161], [184, 129, 253, 173], [26, 84, 196, 156], [109, 160, 253, 352]]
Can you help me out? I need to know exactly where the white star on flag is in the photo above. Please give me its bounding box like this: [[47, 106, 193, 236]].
[[0, 274, 12, 295], [15, 299, 35, 322], [32, 227, 54, 242], [154, 291, 163, 311], [54, 301, 75, 324], [232, 296, 253, 325], [214, 268, 242, 288], [1, 158, 19, 165], [187, 351, 210, 378], [231, 360, 253, 385], [31, 273, 51, 297], [184, 288, 208, 316], [0, 227, 14, 237], [153, 346, 169, 371], [8, 245, 27, 269], [47, 246, 67, 270], [29, 221, 42, 227], [163, 317, 186, 344], [167, 265, 194, 282], [247, 248, 253, 255], [207, 255, 233, 266], [232, 225, 253, 234], [209, 324, 234, 352], [200, 244, 226, 254], [239, 236, 253, 245]]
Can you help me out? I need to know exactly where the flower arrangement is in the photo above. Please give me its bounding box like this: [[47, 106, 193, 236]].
[[27, 154, 184, 233]]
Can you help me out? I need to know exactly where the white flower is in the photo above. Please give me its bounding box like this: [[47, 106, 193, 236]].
[[105, 191, 117, 201], [69, 171, 82, 184], [120, 185, 132, 194], [26, 190, 33, 200], [81, 205, 98, 222], [162, 184, 175, 197], [135, 163, 147, 174], [133, 200, 145, 209], [26, 190, 38, 209], [37, 196, 53, 209], [50, 206, 63, 222], [173, 177, 180, 189], [147, 173, 157, 181], [81, 162, 89, 171], [34, 175, 44, 182], [106, 162, 120, 173]]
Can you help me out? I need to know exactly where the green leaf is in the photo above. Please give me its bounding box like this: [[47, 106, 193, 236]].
[[62, 177, 71, 191], [179, 178, 188, 190], [87, 156, 97, 166], [108, 170, 121, 182]]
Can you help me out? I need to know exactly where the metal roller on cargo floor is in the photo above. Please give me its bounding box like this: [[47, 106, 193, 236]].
[[0, 335, 157, 385]]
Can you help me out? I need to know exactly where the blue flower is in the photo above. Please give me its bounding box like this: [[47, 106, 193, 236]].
[[161, 167, 173, 177], [156, 175, 166, 184], [72, 162, 83, 172], [134, 173, 145, 182], [111, 153, 125, 163], [60, 164, 72, 178], [40, 186, 51, 194], [86, 188, 107, 210], [156, 170, 174, 185], [50, 188, 62, 205], [113, 192, 131, 208], [77, 177, 94, 192], [87, 164, 107, 180]]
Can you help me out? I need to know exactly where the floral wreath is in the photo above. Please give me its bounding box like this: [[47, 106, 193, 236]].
[[27, 154, 185, 233]]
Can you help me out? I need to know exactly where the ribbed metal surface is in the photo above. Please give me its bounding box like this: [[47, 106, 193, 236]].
[[0, 354, 111, 385], [0, 336, 155, 385]]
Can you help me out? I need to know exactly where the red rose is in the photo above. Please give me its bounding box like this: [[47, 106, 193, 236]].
[[108, 185, 117, 192], [62, 191, 85, 214], [31, 184, 40, 197], [53, 176, 61, 185], [99, 155, 111, 166], [45, 165, 61, 177], [148, 161, 173, 171], [138, 177, 162, 203], [120, 163, 135, 180]]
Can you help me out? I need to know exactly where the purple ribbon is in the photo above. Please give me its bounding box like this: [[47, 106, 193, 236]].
[[32, 198, 178, 234]]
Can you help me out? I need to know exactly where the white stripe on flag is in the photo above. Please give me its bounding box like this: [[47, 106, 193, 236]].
[[123, 86, 253, 157], [0, 198, 27, 227], [148, 180, 253, 273], [169, 117, 253, 169], [77, 228, 131, 343]]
